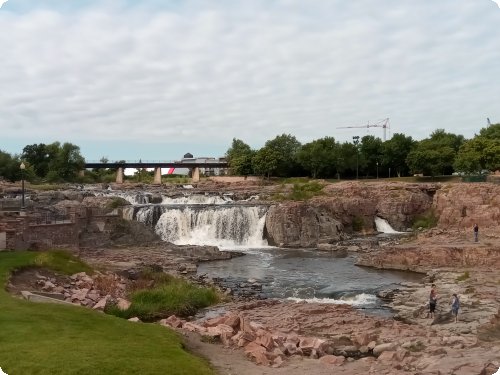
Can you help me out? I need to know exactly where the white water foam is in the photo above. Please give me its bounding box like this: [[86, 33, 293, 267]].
[[374, 216, 402, 234], [161, 195, 232, 205], [154, 206, 267, 247], [287, 293, 377, 307]]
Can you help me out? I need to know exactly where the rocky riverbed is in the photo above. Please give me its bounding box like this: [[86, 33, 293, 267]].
[[2, 180, 500, 374]]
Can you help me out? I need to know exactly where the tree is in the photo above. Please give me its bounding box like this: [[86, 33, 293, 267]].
[[21, 143, 54, 178], [225, 138, 254, 175], [478, 123, 500, 139], [264, 134, 302, 177], [406, 140, 455, 176], [455, 124, 500, 173], [252, 147, 279, 179], [381, 133, 415, 177], [297, 137, 339, 178], [359, 135, 383, 177], [406, 129, 464, 176], [0, 150, 22, 182], [46, 142, 85, 182]]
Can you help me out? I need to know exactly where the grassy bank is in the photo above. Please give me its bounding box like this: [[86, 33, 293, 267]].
[[0, 251, 215, 375], [107, 269, 220, 321]]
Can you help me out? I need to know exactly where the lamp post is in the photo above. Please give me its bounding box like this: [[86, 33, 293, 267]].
[[352, 136, 360, 180], [376, 161, 379, 179], [20, 162, 26, 210]]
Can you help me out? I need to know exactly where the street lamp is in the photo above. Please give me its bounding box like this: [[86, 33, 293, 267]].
[[20, 162, 26, 210], [376, 161, 379, 179], [352, 136, 360, 180]]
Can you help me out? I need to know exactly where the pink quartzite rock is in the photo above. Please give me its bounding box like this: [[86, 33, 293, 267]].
[[319, 355, 345, 366], [244, 342, 269, 366]]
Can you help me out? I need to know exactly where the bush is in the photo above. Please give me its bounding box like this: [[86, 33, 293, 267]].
[[107, 197, 130, 209], [412, 210, 438, 230], [272, 181, 325, 201], [456, 271, 470, 282], [352, 216, 364, 231]]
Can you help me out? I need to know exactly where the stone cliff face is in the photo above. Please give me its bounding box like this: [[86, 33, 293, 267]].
[[265, 182, 435, 247], [264, 202, 344, 247], [434, 183, 500, 229]]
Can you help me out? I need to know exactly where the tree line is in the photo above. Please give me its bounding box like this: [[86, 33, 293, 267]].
[[0, 123, 499, 183], [227, 123, 500, 179]]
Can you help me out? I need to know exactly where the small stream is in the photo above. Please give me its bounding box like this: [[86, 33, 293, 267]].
[[198, 246, 423, 316]]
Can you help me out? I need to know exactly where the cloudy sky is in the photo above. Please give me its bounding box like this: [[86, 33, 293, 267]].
[[1, 0, 499, 161]]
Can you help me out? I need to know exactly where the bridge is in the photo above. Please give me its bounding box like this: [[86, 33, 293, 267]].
[[84, 159, 228, 184]]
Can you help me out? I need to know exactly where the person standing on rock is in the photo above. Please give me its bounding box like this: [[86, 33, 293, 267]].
[[451, 293, 460, 323], [473, 223, 479, 242], [429, 284, 438, 319]]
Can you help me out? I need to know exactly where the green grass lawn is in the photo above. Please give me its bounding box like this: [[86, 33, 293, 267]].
[[0, 251, 216, 375]]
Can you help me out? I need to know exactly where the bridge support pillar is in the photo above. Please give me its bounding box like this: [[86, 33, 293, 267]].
[[153, 167, 162, 184], [79, 170, 85, 177], [191, 167, 200, 182], [116, 167, 124, 184]]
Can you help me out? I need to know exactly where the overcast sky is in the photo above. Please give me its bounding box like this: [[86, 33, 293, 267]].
[[1, 0, 499, 161]]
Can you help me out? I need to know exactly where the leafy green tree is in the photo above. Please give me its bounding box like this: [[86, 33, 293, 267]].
[[338, 142, 358, 178], [381, 133, 415, 177], [406, 129, 464, 176], [252, 147, 279, 179], [46, 142, 85, 182], [0, 150, 21, 182], [479, 123, 500, 139], [359, 135, 383, 177], [297, 137, 339, 178], [264, 134, 302, 177], [406, 140, 455, 176], [455, 124, 500, 173], [226, 139, 255, 175], [21, 143, 54, 178]]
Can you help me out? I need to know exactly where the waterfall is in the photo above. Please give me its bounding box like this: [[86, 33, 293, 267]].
[[117, 189, 268, 247], [374, 216, 401, 233]]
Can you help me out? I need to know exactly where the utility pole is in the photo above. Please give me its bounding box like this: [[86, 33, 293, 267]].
[[352, 136, 360, 179]]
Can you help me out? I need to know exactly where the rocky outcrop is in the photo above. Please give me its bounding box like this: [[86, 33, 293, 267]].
[[265, 203, 344, 247], [434, 183, 500, 229], [265, 182, 435, 247]]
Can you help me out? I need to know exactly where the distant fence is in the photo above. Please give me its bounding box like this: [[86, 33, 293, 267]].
[[29, 212, 71, 225], [462, 175, 487, 183]]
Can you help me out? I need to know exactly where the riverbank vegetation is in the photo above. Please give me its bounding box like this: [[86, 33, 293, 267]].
[[0, 251, 215, 375], [272, 180, 325, 201], [1, 123, 498, 183], [106, 268, 220, 321]]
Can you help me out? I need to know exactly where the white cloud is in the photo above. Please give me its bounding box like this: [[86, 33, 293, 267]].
[[0, 0, 500, 159], [491, 0, 500, 8], [0, 0, 7, 9]]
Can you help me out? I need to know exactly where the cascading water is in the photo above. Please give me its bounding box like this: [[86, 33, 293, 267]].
[[120, 193, 268, 247], [374, 216, 401, 233]]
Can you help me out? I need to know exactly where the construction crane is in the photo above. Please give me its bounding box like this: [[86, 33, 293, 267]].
[[337, 118, 390, 141]]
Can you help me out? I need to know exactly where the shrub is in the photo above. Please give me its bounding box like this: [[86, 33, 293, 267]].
[[456, 271, 470, 282], [107, 197, 130, 209], [352, 216, 364, 231], [272, 181, 325, 201], [412, 210, 438, 230]]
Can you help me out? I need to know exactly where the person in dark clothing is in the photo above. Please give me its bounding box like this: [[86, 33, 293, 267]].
[[451, 293, 460, 323], [473, 223, 479, 242], [429, 284, 438, 318]]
